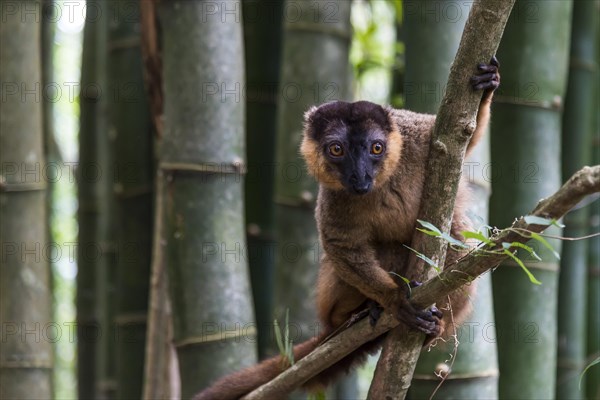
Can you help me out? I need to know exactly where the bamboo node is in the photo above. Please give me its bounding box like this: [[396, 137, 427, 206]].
[[551, 95, 562, 109]]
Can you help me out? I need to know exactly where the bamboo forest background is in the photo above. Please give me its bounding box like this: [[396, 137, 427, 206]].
[[0, 0, 598, 399]]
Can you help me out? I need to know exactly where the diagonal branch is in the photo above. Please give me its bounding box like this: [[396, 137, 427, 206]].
[[242, 165, 600, 400]]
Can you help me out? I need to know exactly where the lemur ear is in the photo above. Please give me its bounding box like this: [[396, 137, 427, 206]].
[[304, 101, 352, 135], [303, 105, 319, 126]]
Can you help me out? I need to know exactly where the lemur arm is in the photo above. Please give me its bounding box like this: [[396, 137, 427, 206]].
[[467, 56, 500, 155]]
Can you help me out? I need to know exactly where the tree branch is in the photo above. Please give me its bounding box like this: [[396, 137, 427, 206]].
[[242, 165, 600, 400], [369, 0, 516, 397]]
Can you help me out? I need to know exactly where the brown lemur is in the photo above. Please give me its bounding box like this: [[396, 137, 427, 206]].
[[194, 57, 500, 400]]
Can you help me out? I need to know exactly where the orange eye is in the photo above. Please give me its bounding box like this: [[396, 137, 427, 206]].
[[371, 142, 384, 155], [329, 143, 344, 157]]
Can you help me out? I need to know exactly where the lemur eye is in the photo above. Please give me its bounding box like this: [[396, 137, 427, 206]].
[[329, 143, 344, 157], [371, 142, 385, 155]]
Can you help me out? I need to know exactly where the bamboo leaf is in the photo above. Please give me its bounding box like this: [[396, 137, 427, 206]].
[[389, 272, 412, 294], [404, 245, 441, 273], [416, 228, 442, 237], [284, 309, 294, 365], [502, 242, 542, 261], [461, 230, 495, 246], [503, 249, 542, 285], [524, 215, 565, 228], [530, 232, 561, 260], [273, 319, 284, 355], [417, 220, 443, 235], [440, 232, 469, 249]]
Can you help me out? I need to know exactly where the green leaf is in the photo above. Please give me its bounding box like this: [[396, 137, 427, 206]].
[[417, 220, 442, 235], [389, 272, 412, 293], [530, 232, 561, 260], [579, 357, 600, 390], [284, 309, 293, 364], [524, 215, 565, 228], [461, 230, 495, 246], [308, 390, 327, 400], [502, 242, 542, 261], [275, 310, 294, 366], [440, 232, 469, 249], [404, 245, 441, 273], [417, 228, 441, 237], [273, 319, 284, 355], [503, 249, 542, 285]]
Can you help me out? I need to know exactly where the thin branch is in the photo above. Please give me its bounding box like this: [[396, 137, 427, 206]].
[[241, 165, 600, 400]]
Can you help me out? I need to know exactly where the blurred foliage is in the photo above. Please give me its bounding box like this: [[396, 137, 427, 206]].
[[50, 1, 84, 398], [350, 0, 399, 104]]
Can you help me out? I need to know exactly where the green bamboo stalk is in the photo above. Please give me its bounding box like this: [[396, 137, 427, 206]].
[[243, 0, 284, 360], [94, 6, 118, 393], [586, 16, 600, 397], [77, 1, 107, 396], [0, 0, 53, 397], [490, 1, 572, 398], [106, 1, 153, 397], [557, 1, 598, 398], [390, 0, 405, 109], [158, 2, 256, 398], [273, 0, 352, 352], [403, 3, 499, 398], [587, 174, 600, 400], [41, 1, 57, 395], [403, 0, 466, 114], [585, 139, 600, 400]]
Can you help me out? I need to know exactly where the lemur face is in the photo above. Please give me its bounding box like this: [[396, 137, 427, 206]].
[[302, 101, 401, 195]]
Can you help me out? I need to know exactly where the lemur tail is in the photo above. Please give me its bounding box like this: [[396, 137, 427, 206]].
[[194, 328, 386, 400], [193, 334, 323, 400]]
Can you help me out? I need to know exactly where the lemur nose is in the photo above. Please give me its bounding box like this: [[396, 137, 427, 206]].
[[352, 182, 371, 195], [349, 173, 370, 184]]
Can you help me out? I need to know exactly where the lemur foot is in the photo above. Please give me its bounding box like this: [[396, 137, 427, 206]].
[[470, 56, 500, 92], [408, 280, 423, 289], [396, 293, 443, 337], [367, 300, 384, 327]]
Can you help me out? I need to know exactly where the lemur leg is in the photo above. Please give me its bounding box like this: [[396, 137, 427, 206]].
[[316, 260, 368, 330]]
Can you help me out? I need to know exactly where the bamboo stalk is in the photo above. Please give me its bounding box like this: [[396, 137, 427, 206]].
[[243, 0, 283, 359], [0, 0, 53, 397], [557, 1, 598, 397], [106, 1, 154, 397], [490, 2, 573, 398], [158, 2, 257, 397]]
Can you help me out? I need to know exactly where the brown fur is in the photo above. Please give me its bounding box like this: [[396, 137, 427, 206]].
[[194, 66, 498, 400]]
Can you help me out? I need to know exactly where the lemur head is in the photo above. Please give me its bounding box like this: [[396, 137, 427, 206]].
[[301, 100, 402, 195]]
